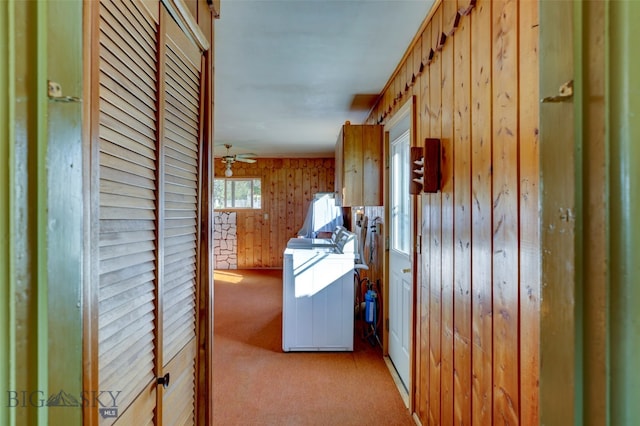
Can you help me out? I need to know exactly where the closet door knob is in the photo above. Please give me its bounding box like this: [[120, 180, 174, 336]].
[[157, 373, 170, 389]]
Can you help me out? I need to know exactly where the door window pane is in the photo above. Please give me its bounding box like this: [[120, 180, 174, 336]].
[[391, 130, 410, 254]]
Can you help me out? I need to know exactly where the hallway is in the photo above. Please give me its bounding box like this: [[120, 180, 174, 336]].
[[212, 269, 413, 425]]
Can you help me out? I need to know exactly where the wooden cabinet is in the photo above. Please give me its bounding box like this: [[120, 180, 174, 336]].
[[334, 122, 383, 206]]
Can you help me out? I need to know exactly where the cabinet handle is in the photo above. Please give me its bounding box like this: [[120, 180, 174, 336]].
[[157, 373, 170, 389], [402, 268, 411, 273]]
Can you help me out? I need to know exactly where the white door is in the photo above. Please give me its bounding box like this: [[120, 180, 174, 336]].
[[389, 128, 412, 390]]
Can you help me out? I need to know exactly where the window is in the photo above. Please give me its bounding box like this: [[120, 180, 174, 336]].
[[390, 128, 410, 255], [214, 178, 262, 209]]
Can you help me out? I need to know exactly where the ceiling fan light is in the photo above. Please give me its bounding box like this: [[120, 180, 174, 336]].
[[224, 163, 233, 177]]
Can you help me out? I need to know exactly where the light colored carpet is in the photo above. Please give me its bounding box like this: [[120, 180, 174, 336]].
[[212, 269, 414, 426]]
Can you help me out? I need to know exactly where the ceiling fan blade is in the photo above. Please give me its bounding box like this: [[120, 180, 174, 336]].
[[235, 157, 257, 163], [235, 153, 257, 158]]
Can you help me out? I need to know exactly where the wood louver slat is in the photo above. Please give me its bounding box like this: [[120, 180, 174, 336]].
[[165, 62, 197, 96], [100, 180, 156, 201], [99, 306, 155, 366], [99, 125, 157, 159], [165, 87, 199, 120], [99, 259, 155, 287], [99, 311, 154, 367], [164, 219, 196, 234], [100, 167, 155, 191], [99, 270, 156, 300], [100, 153, 156, 180], [99, 192, 155, 208], [107, 0, 157, 54], [100, 348, 154, 394], [119, 0, 157, 44], [100, 115, 156, 149], [100, 140, 156, 170], [102, 0, 155, 54], [99, 11, 156, 79], [100, 219, 155, 234], [165, 108, 198, 136], [100, 77, 157, 121], [165, 121, 199, 149], [99, 229, 156, 247], [165, 264, 195, 290], [165, 145, 198, 165], [164, 183, 196, 198], [99, 35, 157, 93], [97, 1, 158, 424], [164, 107, 198, 139], [99, 37, 157, 100], [165, 164, 197, 182], [161, 13, 202, 425], [100, 93, 157, 133]]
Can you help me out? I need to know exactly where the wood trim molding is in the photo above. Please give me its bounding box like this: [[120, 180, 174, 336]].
[[83, 1, 100, 424], [194, 54, 206, 425], [155, 8, 168, 423], [161, 0, 210, 51], [384, 95, 415, 133], [382, 94, 417, 413], [372, 0, 479, 125]]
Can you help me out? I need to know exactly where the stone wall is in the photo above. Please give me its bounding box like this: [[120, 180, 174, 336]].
[[214, 212, 237, 269]]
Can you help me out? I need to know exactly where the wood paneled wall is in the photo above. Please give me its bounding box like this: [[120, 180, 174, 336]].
[[366, 0, 540, 424], [214, 158, 335, 268]]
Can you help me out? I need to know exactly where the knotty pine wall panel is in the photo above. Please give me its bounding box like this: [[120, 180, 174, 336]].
[[452, 1, 472, 422], [214, 158, 334, 268], [439, 1, 455, 423], [366, 0, 540, 424], [518, 1, 540, 423], [470, 0, 493, 424]]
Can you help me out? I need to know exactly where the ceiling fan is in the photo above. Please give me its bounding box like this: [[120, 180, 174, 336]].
[[221, 144, 257, 177]]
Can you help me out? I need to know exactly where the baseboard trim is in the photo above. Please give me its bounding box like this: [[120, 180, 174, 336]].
[[383, 355, 409, 408], [412, 412, 422, 426]]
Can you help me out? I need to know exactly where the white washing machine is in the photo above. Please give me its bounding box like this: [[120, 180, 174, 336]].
[[282, 241, 354, 352]]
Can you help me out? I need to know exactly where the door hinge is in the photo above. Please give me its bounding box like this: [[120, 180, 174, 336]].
[[385, 236, 390, 251], [416, 235, 422, 254], [47, 80, 82, 103], [385, 318, 389, 331], [541, 79, 573, 103]]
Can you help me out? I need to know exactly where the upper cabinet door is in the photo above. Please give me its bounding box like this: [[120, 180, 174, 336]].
[[334, 123, 383, 207]]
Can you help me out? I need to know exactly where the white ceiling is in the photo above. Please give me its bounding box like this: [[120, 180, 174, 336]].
[[213, 0, 435, 158]]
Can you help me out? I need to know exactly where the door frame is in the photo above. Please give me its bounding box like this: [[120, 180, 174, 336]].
[[383, 96, 417, 411]]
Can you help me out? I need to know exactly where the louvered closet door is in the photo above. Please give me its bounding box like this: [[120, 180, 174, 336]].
[[97, 1, 160, 424], [160, 9, 204, 425]]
